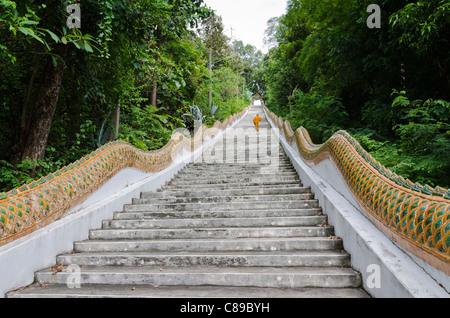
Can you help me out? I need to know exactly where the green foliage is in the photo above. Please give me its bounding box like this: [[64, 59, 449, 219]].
[[118, 95, 173, 151], [286, 90, 349, 143], [390, 0, 450, 53], [0, 153, 67, 192], [0, 159, 38, 191], [350, 91, 450, 188], [259, 0, 450, 188], [390, 92, 450, 186], [0, 0, 237, 193], [193, 64, 250, 124]]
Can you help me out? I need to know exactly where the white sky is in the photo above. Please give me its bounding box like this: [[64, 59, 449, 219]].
[[202, 0, 288, 54]]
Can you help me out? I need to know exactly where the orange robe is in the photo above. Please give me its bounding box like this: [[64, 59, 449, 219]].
[[253, 116, 262, 131]]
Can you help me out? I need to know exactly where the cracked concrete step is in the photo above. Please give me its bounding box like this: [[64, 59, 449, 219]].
[[132, 194, 315, 205], [124, 200, 319, 212], [74, 237, 344, 253], [33, 266, 362, 289], [6, 284, 369, 298], [113, 208, 323, 220], [141, 187, 312, 199], [102, 216, 328, 230], [88, 226, 333, 240], [56, 250, 350, 267]]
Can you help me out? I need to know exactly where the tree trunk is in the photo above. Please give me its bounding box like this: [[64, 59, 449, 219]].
[[151, 80, 158, 108], [209, 49, 212, 108], [20, 45, 68, 162], [20, 56, 41, 144], [109, 102, 120, 140], [10, 56, 42, 164]]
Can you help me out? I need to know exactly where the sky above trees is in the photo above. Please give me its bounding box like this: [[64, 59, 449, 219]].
[[202, 0, 288, 53]]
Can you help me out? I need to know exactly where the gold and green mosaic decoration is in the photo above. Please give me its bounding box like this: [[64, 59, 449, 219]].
[[0, 107, 249, 246], [265, 106, 450, 275]]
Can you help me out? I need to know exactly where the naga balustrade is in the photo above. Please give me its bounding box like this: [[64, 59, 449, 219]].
[[265, 105, 450, 275], [0, 106, 250, 247]]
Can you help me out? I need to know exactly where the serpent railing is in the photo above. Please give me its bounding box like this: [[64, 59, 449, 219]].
[[264, 105, 450, 275], [0, 106, 250, 246]]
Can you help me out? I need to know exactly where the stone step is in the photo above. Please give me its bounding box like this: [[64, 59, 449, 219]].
[[193, 162, 291, 167], [198, 156, 286, 162], [187, 165, 295, 171], [181, 169, 296, 175], [190, 161, 292, 167], [113, 208, 323, 220], [200, 146, 286, 151], [74, 237, 343, 253], [183, 165, 294, 171], [56, 250, 350, 268], [34, 266, 362, 289], [198, 152, 287, 157], [6, 284, 369, 298], [132, 194, 315, 205], [124, 200, 319, 212], [206, 142, 284, 147], [206, 145, 283, 150], [175, 171, 298, 178], [89, 226, 333, 240], [160, 181, 303, 190], [172, 174, 299, 182], [193, 161, 288, 165], [102, 216, 328, 230], [167, 176, 300, 185], [141, 187, 311, 199], [192, 158, 292, 169], [201, 151, 285, 157]]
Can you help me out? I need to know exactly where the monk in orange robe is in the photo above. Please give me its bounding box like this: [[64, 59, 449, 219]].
[[253, 114, 262, 131]]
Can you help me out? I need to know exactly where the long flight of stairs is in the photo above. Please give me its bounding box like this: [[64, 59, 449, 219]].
[[7, 107, 368, 298]]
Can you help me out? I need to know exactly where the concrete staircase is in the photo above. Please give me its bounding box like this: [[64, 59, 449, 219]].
[[7, 106, 368, 298]]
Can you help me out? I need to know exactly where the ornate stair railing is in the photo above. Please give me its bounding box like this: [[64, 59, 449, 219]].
[[0, 107, 250, 247], [264, 105, 450, 275]]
